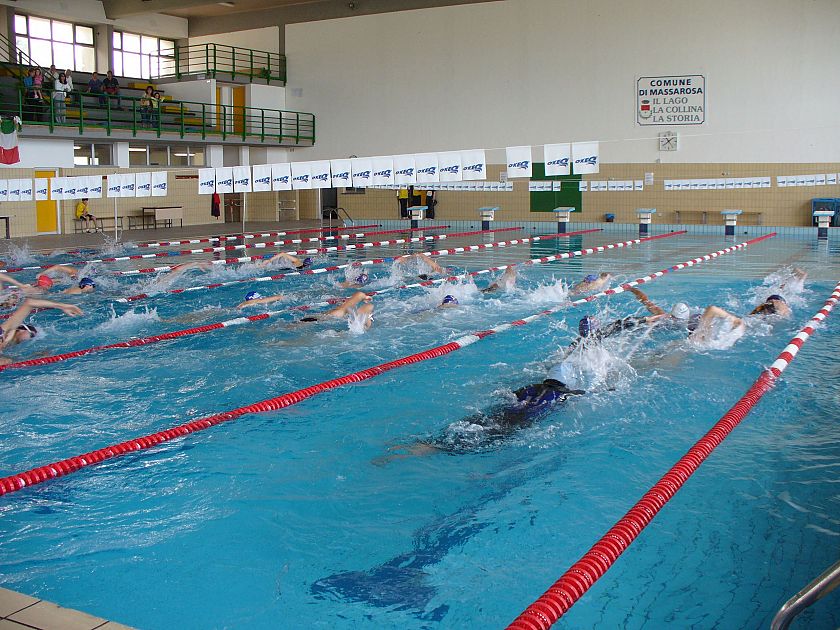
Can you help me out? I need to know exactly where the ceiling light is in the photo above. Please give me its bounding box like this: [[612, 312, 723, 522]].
[[128, 147, 147, 152], [218, 2, 236, 6], [173, 152, 195, 157]]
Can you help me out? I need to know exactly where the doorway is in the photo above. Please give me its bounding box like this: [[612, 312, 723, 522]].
[[320, 187, 338, 218], [224, 193, 242, 222], [35, 169, 58, 234]]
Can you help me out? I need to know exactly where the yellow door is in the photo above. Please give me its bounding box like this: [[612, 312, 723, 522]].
[[232, 86, 246, 135], [215, 86, 222, 131], [35, 169, 58, 233]]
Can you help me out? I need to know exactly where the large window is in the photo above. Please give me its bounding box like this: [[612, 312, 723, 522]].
[[129, 144, 204, 167], [14, 14, 95, 72], [113, 31, 175, 80], [74, 143, 112, 166]]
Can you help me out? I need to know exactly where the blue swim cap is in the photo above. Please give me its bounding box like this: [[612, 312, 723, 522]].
[[583, 274, 598, 283], [766, 294, 785, 303], [355, 273, 369, 285], [302, 257, 313, 267], [78, 277, 95, 289], [245, 291, 263, 301], [578, 315, 598, 337], [442, 294, 459, 305]]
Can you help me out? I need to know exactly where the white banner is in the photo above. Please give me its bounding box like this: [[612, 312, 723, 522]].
[[506, 146, 532, 178], [34, 178, 49, 201], [63, 177, 78, 200], [460, 149, 486, 181], [106, 175, 121, 198], [309, 161, 332, 189], [198, 168, 216, 195], [544, 143, 571, 176], [351, 158, 372, 188], [76, 177, 89, 198], [372, 157, 394, 186], [7, 180, 21, 202], [330, 159, 352, 188], [135, 172, 152, 197], [438, 151, 462, 181], [18, 179, 33, 201], [215, 168, 233, 194], [87, 176, 103, 199], [252, 165, 272, 192], [0, 180, 7, 202], [393, 155, 416, 185], [151, 171, 167, 197], [414, 153, 439, 183], [120, 172, 136, 198], [233, 166, 252, 192], [572, 141, 600, 174], [291, 162, 312, 189], [272, 163, 292, 191]]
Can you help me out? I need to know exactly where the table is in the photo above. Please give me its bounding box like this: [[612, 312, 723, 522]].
[[0, 215, 11, 239], [138, 206, 184, 229]]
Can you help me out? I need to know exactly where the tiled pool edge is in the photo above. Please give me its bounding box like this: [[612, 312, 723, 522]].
[[0, 587, 134, 630]]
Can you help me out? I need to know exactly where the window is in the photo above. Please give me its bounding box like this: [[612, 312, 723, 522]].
[[128, 144, 149, 167], [129, 144, 203, 166], [74, 143, 112, 166], [113, 30, 175, 80], [14, 14, 95, 72]]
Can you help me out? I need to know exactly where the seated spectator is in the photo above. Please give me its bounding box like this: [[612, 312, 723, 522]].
[[103, 70, 122, 109], [75, 198, 97, 232], [87, 72, 105, 106]]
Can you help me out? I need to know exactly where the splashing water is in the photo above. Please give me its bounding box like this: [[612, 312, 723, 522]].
[[526, 277, 570, 305], [2, 242, 40, 266], [96, 304, 160, 334]]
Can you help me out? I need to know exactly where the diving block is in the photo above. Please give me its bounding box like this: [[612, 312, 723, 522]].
[[813, 210, 835, 240], [408, 205, 427, 229], [479, 206, 499, 231], [553, 207, 575, 234], [721, 209, 742, 236], [636, 208, 656, 235]]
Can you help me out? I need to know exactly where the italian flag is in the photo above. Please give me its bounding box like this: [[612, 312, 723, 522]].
[[0, 117, 21, 165]]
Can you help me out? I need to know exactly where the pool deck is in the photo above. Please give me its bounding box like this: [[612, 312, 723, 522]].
[[0, 587, 133, 630]]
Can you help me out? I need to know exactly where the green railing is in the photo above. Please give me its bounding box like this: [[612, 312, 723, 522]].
[[156, 44, 286, 83], [1, 85, 314, 144]]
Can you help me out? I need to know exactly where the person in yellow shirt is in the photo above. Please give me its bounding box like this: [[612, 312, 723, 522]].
[[397, 187, 409, 218], [75, 198, 98, 233]]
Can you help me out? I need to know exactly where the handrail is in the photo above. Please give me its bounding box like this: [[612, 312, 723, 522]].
[[771, 558, 840, 630], [337, 207, 354, 226], [154, 43, 286, 83], [0, 84, 314, 144], [0, 31, 47, 78]]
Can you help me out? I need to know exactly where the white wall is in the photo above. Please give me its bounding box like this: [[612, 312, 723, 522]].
[[189, 27, 280, 54], [112, 14, 188, 40], [286, 0, 840, 164], [1, 137, 75, 169], [164, 79, 216, 106]]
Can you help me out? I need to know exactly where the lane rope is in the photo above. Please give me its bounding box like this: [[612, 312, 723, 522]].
[[0, 231, 679, 372], [506, 277, 839, 630], [0, 233, 775, 495]]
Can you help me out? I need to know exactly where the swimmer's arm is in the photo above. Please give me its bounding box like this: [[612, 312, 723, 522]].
[[168, 261, 213, 278], [236, 294, 285, 309], [0, 272, 29, 290], [1, 298, 82, 334], [41, 265, 78, 279], [629, 287, 666, 315], [702, 305, 742, 326]]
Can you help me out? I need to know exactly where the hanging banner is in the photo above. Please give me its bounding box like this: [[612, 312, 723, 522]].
[[506, 146, 532, 178], [215, 167, 233, 194], [637, 75, 705, 126], [291, 162, 312, 189], [460, 149, 486, 181], [272, 163, 292, 191], [572, 141, 600, 174], [330, 159, 352, 188], [135, 172, 151, 197], [151, 171, 167, 197], [233, 166, 252, 192], [16, 179, 32, 201], [87, 176, 103, 199], [198, 168, 216, 195], [34, 178, 49, 201], [7, 180, 21, 202], [252, 165, 272, 192], [351, 158, 372, 188], [371, 157, 394, 186], [414, 153, 439, 183], [309, 161, 332, 189], [63, 177, 78, 200], [438, 152, 462, 182], [76, 177, 89, 198], [51, 177, 66, 200], [393, 155, 416, 185], [0, 180, 7, 202], [120, 172, 136, 198], [544, 143, 571, 176]]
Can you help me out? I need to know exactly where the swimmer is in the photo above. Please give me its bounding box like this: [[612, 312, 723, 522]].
[[0, 297, 83, 366], [63, 277, 97, 295], [439, 294, 459, 308], [779, 267, 808, 290], [480, 266, 517, 294], [749, 294, 791, 317], [338, 271, 371, 289], [298, 291, 373, 329], [569, 272, 612, 295], [564, 313, 647, 353], [236, 290, 285, 309], [688, 305, 745, 343], [395, 253, 446, 279], [148, 261, 214, 290], [258, 252, 313, 270], [629, 287, 696, 329]]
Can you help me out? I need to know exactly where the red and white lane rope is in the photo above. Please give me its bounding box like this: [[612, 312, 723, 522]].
[[114, 228, 600, 302], [507, 277, 838, 630], [0, 226, 460, 273], [0, 233, 775, 494], [0, 231, 677, 372]]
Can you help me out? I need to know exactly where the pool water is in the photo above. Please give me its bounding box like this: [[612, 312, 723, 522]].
[[0, 230, 838, 629]]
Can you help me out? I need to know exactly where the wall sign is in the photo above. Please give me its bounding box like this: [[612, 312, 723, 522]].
[[637, 74, 705, 125]]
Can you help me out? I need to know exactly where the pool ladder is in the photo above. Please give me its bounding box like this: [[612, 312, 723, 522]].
[[771, 557, 840, 629]]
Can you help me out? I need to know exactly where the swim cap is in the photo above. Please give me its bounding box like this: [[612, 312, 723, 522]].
[[442, 295, 459, 305], [583, 274, 598, 283], [355, 273, 369, 285], [35, 275, 53, 289], [671, 302, 690, 320], [16, 323, 37, 338], [578, 315, 598, 337], [546, 363, 566, 384], [78, 277, 96, 289], [245, 291, 263, 301], [766, 294, 785, 303], [302, 257, 313, 267]]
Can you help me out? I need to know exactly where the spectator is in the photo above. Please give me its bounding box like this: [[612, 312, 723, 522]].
[[52, 73, 71, 124], [87, 72, 105, 106], [140, 86, 153, 127], [151, 91, 162, 127], [32, 67, 44, 100], [75, 198, 97, 233], [397, 187, 408, 218], [103, 70, 122, 109], [22, 68, 43, 122], [44, 64, 58, 91], [64, 69, 75, 104]]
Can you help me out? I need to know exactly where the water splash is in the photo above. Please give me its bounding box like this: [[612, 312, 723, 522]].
[[2, 242, 40, 266], [96, 304, 160, 334]]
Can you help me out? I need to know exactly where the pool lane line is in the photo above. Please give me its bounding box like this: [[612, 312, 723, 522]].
[[0, 233, 774, 495], [112, 228, 601, 301], [507, 276, 837, 630], [0, 226, 461, 273], [0, 231, 678, 372]]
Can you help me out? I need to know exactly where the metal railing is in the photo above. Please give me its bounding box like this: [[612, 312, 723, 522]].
[[771, 558, 840, 630], [0, 31, 46, 78], [155, 44, 286, 83], [1, 84, 314, 144]]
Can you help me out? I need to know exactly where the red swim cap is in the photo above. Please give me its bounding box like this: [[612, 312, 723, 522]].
[[35, 275, 54, 288]]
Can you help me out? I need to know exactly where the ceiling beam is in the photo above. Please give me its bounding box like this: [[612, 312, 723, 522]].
[[103, 0, 220, 19]]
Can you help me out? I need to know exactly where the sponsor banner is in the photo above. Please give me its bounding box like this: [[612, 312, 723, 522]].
[[233, 166, 252, 192], [63, 177, 79, 200], [272, 163, 292, 191], [437, 151, 462, 182], [106, 174, 121, 198], [87, 175, 103, 199], [330, 159, 352, 188], [151, 171, 168, 197], [135, 172, 152, 197], [544, 143, 571, 176], [309, 161, 332, 189], [460, 149, 486, 181], [393, 155, 416, 185], [215, 167, 234, 194], [351, 158, 373, 188], [18, 178, 33, 201], [506, 145, 532, 178], [371, 157, 394, 186], [0, 180, 7, 202], [414, 153, 439, 183], [7, 179, 21, 202], [120, 172, 136, 198], [76, 177, 89, 198], [572, 141, 600, 174], [637, 74, 705, 126], [252, 164, 272, 192], [291, 162, 312, 189], [34, 178, 49, 201], [198, 168, 216, 195]]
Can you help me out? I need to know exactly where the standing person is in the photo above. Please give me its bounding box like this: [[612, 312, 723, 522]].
[[87, 72, 105, 106], [397, 187, 409, 218], [22, 68, 41, 121], [425, 189, 437, 219], [151, 91, 162, 127], [64, 69, 75, 104], [140, 86, 153, 127], [44, 64, 58, 91], [32, 67, 44, 100], [103, 70, 122, 109], [52, 73, 71, 124], [75, 198, 97, 232]]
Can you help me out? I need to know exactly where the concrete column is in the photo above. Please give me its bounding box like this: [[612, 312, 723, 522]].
[[95, 25, 114, 74], [206, 145, 224, 167], [114, 142, 130, 168]]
